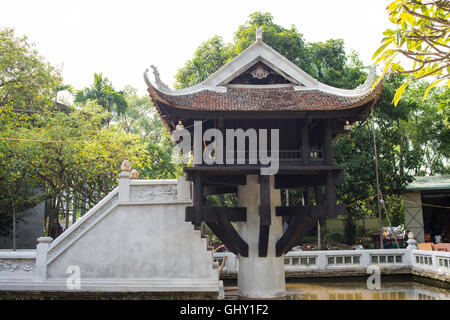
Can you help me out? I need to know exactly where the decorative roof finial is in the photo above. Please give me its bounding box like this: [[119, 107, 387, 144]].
[[355, 65, 378, 92], [256, 28, 263, 43], [149, 65, 171, 91]]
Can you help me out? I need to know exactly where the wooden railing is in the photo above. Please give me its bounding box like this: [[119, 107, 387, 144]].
[[202, 148, 325, 165]]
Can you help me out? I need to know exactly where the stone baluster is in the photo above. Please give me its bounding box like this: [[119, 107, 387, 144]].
[[35, 237, 52, 281], [118, 160, 132, 202], [177, 176, 191, 201], [406, 232, 418, 250]]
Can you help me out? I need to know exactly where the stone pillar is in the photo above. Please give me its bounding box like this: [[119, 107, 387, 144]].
[[118, 160, 132, 203], [237, 175, 285, 298], [406, 232, 418, 250], [177, 176, 191, 201], [35, 236, 52, 281]]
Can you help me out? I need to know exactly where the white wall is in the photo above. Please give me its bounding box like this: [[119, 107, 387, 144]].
[[0, 176, 220, 294]]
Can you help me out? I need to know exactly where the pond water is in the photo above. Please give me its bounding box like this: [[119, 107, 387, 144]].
[[224, 277, 450, 300]]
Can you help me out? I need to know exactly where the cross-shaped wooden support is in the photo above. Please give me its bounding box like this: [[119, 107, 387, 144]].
[[258, 175, 271, 257]]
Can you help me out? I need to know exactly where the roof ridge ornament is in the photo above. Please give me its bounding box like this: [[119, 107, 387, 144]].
[[355, 65, 377, 92], [149, 65, 171, 92], [256, 28, 263, 43]]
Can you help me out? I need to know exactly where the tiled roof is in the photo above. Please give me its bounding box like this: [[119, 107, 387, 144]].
[[148, 85, 383, 112], [406, 175, 450, 191]]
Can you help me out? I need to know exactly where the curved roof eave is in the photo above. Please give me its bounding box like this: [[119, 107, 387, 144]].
[[144, 36, 382, 99]]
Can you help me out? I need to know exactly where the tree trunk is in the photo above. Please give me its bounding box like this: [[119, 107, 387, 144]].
[[47, 196, 60, 239]]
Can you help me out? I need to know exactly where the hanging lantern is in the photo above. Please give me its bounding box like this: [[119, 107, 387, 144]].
[[176, 120, 184, 131], [344, 121, 351, 131]]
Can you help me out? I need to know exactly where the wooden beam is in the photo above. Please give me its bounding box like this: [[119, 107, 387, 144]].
[[158, 101, 369, 121], [279, 217, 318, 256], [276, 214, 315, 257], [186, 206, 247, 222], [326, 170, 337, 217], [305, 187, 312, 205], [314, 186, 325, 205], [258, 226, 270, 257], [275, 204, 345, 217], [185, 165, 345, 175], [301, 119, 310, 165], [193, 174, 203, 229], [206, 222, 240, 255], [190, 208, 248, 257], [258, 175, 271, 257], [186, 173, 247, 186], [216, 210, 249, 257], [203, 185, 237, 196], [323, 119, 333, 166], [274, 171, 344, 189], [259, 175, 271, 226], [276, 205, 326, 217]]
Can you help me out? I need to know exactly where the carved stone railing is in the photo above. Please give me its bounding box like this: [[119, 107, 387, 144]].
[[47, 188, 119, 264], [129, 180, 177, 203], [0, 250, 36, 280], [214, 249, 450, 282]]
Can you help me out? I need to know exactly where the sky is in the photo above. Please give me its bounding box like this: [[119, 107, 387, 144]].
[[1, 0, 392, 96]]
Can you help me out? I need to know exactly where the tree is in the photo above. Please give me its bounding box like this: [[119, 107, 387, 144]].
[[401, 80, 450, 174], [0, 27, 63, 239], [11, 102, 147, 238], [334, 74, 449, 229], [172, 11, 448, 244], [373, 0, 450, 105], [74, 73, 127, 124], [0, 28, 62, 114], [114, 86, 166, 141], [113, 86, 184, 179], [175, 12, 369, 91], [175, 12, 317, 88], [175, 36, 233, 89]]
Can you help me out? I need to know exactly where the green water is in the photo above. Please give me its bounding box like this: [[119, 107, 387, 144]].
[[225, 278, 450, 300]]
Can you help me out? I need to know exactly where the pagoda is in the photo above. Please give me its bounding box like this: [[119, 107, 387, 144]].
[[144, 29, 383, 298]]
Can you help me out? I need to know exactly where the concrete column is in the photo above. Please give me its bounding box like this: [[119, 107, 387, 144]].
[[407, 239, 418, 251], [35, 236, 52, 281], [118, 171, 131, 202], [177, 176, 191, 201], [237, 175, 285, 298]]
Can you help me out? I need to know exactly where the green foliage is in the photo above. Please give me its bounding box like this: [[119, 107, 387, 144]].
[[175, 36, 233, 89], [335, 74, 449, 227], [300, 235, 318, 244], [0, 27, 183, 239], [323, 230, 345, 243], [206, 193, 238, 207], [174, 12, 448, 233], [0, 27, 63, 237], [343, 214, 357, 244], [175, 12, 367, 90], [0, 28, 62, 113], [114, 86, 159, 138], [1, 99, 147, 237], [373, 0, 449, 105], [139, 141, 183, 180], [113, 86, 184, 180], [74, 73, 127, 124]]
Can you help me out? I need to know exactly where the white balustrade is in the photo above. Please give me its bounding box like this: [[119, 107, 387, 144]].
[[213, 248, 450, 280]]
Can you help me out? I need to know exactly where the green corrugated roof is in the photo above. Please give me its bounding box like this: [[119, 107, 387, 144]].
[[406, 175, 450, 191]]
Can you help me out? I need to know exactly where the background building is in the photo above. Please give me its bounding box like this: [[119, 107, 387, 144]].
[[403, 175, 450, 243]]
